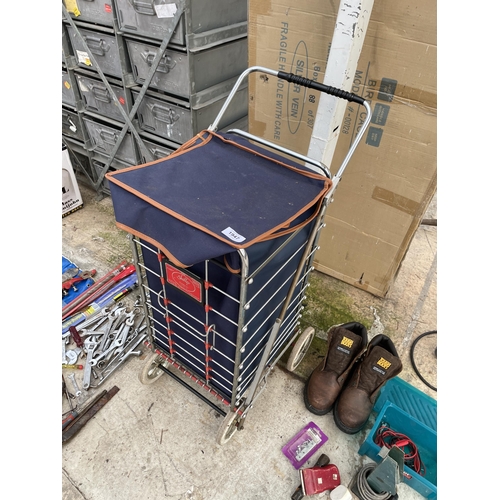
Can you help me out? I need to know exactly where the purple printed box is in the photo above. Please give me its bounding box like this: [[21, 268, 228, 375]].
[[281, 421, 328, 469]]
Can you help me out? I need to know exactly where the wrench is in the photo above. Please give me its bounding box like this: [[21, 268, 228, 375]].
[[96, 332, 147, 386], [92, 313, 136, 369], [68, 372, 82, 397], [62, 338, 68, 364], [90, 338, 119, 368], [98, 307, 127, 353], [79, 316, 109, 336], [82, 339, 99, 390], [75, 306, 111, 331], [114, 314, 136, 351]]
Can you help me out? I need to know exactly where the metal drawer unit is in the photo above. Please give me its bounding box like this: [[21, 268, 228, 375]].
[[83, 117, 137, 166], [92, 160, 115, 193], [63, 109, 86, 142], [115, 0, 247, 49], [62, 71, 77, 108], [64, 141, 97, 188], [126, 36, 248, 99], [139, 134, 178, 163], [64, 137, 131, 188], [64, 0, 114, 26], [66, 25, 122, 78], [133, 84, 248, 144], [61, 1, 249, 196], [76, 73, 128, 123]]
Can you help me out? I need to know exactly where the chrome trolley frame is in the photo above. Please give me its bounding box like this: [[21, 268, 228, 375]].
[[127, 67, 371, 444]]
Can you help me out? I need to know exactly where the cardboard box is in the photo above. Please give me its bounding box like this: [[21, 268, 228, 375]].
[[248, 0, 437, 297], [62, 147, 84, 217]]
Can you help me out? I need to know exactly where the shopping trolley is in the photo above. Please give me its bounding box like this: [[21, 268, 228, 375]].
[[106, 66, 371, 444]]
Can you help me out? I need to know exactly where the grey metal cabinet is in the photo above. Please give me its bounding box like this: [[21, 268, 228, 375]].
[[62, 0, 249, 196]]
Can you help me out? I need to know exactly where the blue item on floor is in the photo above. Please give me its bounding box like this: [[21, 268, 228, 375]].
[[374, 376, 437, 431], [62, 256, 95, 307], [358, 377, 437, 499]]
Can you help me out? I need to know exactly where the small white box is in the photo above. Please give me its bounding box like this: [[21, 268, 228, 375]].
[[62, 147, 83, 217]]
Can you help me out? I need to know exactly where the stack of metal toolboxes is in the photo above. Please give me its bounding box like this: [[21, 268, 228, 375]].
[[62, 0, 248, 195]]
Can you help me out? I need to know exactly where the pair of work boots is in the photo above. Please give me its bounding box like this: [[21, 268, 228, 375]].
[[304, 322, 402, 434]]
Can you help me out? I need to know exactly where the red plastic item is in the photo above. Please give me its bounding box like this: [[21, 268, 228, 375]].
[[300, 463, 341, 495]]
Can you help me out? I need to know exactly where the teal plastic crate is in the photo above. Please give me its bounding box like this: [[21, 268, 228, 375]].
[[359, 378, 437, 499], [373, 377, 437, 432]]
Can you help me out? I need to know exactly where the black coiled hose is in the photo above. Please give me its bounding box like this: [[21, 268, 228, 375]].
[[355, 464, 392, 500], [409, 330, 437, 391]]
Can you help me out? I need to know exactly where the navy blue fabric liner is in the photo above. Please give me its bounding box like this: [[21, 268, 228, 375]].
[[107, 131, 329, 267], [141, 214, 314, 400]]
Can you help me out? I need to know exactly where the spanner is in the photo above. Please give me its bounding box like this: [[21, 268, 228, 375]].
[[68, 372, 82, 397], [92, 312, 136, 369], [98, 306, 127, 353], [82, 339, 99, 390], [75, 307, 111, 332], [114, 313, 137, 352], [96, 332, 147, 386], [62, 338, 67, 364]]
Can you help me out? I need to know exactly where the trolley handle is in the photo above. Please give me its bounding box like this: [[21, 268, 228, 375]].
[[209, 66, 371, 182], [276, 71, 365, 105]]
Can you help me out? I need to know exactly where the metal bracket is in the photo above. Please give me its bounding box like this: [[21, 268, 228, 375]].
[[366, 446, 405, 496]]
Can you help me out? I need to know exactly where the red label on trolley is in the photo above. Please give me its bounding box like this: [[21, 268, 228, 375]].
[[165, 263, 203, 303]]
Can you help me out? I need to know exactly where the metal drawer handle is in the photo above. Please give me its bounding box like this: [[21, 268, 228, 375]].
[[90, 83, 111, 103], [152, 148, 169, 160], [143, 147, 169, 162], [99, 129, 118, 145], [130, 0, 156, 16], [83, 35, 109, 56], [149, 104, 179, 125], [142, 51, 176, 73]]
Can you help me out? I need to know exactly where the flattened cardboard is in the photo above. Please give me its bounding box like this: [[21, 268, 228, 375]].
[[248, 0, 437, 296], [62, 148, 84, 217]]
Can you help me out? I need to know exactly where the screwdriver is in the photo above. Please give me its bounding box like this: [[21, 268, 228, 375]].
[[62, 410, 79, 429], [62, 364, 84, 370]]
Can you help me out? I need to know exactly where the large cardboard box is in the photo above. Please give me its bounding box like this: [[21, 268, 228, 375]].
[[248, 0, 437, 297]]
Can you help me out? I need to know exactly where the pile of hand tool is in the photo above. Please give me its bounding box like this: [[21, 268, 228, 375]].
[[62, 260, 147, 437]]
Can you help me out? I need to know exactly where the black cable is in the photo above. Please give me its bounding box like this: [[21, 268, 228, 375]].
[[409, 330, 437, 391]]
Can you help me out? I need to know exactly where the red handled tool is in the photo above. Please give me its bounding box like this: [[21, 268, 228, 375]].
[[62, 263, 135, 320], [69, 326, 83, 348], [62, 269, 96, 295]]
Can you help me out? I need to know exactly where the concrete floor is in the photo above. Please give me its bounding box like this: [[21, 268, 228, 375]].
[[61, 183, 437, 500]]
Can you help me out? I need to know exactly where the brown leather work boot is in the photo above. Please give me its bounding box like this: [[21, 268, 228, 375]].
[[333, 334, 402, 434], [304, 322, 368, 415]]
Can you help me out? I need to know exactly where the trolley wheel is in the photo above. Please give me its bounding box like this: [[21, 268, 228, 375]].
[[216, 410, 240, 446], [139, 351, 166, 385], [286, 327, 315, 372]]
